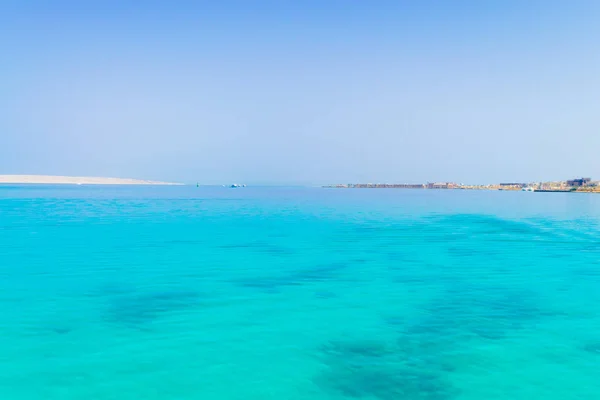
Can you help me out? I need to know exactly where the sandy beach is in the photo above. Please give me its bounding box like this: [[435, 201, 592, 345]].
[[0, 175, 182, 185]]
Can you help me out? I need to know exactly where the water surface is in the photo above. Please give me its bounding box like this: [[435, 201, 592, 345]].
[[1, 186, 599, 399]]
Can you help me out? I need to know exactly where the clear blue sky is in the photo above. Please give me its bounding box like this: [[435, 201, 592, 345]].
[[2, 1, 599, 184]]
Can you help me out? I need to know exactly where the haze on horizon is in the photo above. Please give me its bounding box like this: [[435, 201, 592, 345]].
[[2, 1, 599, 185]]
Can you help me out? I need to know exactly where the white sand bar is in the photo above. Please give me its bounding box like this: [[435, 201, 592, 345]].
[[0, 175, 183, 185]]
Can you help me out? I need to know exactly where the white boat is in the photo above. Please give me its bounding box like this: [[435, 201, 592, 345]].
[[522, 187, 534, 192]]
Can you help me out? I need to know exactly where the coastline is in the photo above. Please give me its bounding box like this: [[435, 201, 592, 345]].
[[323, 179, 600, 193], [0, 175, 183, 186]]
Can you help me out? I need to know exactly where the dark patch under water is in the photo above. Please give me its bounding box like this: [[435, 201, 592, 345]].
[[315, 339, 458, 400], [105, 290, 201, 328], [399, 283, 548, 342], [321, 340, 394, 359], [50, 326, 73, 335], [316, 216, 561, 399], [582, 342, 600, 354]]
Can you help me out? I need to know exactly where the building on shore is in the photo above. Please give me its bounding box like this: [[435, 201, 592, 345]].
[[426, 182, 460, 189], [567, 178, 591, 187], [499, 183, 528, 189], [324, 178, 600, 192]]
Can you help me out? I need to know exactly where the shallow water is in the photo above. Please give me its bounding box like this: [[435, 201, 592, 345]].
[[1, 186, 599, 399]]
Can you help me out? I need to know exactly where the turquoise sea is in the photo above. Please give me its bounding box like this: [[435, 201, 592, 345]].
[[1, 185, 599, 399]]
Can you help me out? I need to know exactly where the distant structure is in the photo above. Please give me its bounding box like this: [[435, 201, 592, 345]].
[[323, 177, 600, 193], [499, 183, 527, 188], [426, 182, 459, 189], [566, 178, 591, 187]]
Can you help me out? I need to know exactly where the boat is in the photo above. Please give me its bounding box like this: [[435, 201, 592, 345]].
[[534, 188, 576, 193], [522, 187, 534, 192]]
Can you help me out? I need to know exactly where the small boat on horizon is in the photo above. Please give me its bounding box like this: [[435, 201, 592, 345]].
[[534, 188, 576, 193]]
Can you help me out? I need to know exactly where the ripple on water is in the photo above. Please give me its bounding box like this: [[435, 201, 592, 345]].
[[234, 262, 350, 292]]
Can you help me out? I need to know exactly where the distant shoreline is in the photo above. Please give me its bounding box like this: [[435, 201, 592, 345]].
[[0, 175, 183, 186], [323, 179, 600, 193]]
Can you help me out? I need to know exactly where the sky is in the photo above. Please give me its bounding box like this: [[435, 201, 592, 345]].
[[1, 0, 600, 185]]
